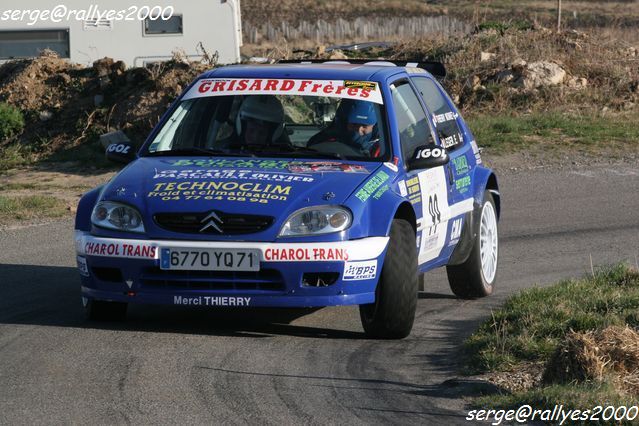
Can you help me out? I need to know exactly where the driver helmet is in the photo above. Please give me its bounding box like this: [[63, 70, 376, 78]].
[[235, 95, 285, 144], [344, 101, 379, 151]]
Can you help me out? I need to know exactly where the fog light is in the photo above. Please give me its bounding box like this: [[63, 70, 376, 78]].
[[302, 272, 340, 287]]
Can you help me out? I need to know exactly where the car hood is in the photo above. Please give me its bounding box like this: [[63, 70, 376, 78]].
[[99, 156, 382, 241]]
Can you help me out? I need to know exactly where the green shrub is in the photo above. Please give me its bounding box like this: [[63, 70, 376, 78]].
[[0, 103, 25, 141]]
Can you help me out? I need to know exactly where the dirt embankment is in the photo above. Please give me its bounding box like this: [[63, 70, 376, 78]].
[[0, 53, 209, 161]]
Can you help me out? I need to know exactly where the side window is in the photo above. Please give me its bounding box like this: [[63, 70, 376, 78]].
[[412, 77, 464, 150], [390, 80, 434, 161]]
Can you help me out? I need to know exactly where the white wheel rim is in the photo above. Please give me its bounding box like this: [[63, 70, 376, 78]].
[[479, 201, 498, 284]]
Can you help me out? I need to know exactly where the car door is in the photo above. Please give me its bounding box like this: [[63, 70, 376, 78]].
[[411, 76, 475, 251], [389, 78, 454, 267]]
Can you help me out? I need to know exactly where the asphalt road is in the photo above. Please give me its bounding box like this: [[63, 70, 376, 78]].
[[1, 165, 638, 424]]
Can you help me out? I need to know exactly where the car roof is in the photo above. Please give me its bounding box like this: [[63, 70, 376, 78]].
[[203, 63, 412, 83]]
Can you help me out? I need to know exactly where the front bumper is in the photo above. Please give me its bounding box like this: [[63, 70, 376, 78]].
[[75, 231, 389, 308]]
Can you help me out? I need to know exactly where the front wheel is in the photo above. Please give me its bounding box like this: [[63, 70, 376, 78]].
[[446, 191, 499, 299], [359, 219, 418, 339]]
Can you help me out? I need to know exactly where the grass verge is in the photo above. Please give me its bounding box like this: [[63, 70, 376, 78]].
[[465, 264, 639, 418], [467, 112, 639, 153], [0, 195, 68, 225]]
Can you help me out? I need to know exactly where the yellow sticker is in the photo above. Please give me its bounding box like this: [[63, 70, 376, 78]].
[[344, 81, 377, 91]]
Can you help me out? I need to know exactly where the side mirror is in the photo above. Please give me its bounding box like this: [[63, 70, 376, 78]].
[[407, 144, 449, 171], [105, 142, 136, 164], [101, 130, 136, 164]]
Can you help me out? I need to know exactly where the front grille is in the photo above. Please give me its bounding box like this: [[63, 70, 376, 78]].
[[154, 211, 274, 234], [139, 267, 285, 292]]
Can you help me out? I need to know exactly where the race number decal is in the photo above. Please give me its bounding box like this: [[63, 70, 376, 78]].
[[417, 167, 450, 264]]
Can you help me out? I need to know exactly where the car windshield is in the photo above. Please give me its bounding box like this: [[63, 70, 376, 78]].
[[143, 78, 389, 162]]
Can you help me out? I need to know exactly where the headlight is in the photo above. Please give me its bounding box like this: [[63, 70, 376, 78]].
[[91, 201, 145, 233], [279, 206, 352, 237]]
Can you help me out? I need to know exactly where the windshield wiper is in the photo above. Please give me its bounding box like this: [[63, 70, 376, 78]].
[[145, 148, 255, 158]]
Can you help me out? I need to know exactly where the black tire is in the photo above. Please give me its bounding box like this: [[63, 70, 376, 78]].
[[447, 191, 499, 299], [83, 298, 128, 321], [359, 219, 418, 339]]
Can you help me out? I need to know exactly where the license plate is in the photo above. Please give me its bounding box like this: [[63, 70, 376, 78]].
[[160, 248, 260, 271]]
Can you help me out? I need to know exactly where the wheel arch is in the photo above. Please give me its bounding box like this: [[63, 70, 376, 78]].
[[473, 166, 500, 220], [75, 185, 104, 231], [390, 201, 417, 236]]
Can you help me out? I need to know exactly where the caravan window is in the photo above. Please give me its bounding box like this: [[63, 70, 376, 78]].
[[144, 16, 183, 35], [0, 30, 70, 59]]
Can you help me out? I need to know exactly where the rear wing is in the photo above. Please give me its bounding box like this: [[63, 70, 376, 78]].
[[278, 59, 446, 78]]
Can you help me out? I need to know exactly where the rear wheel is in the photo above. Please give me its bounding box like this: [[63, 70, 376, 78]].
[[359, 219, 418, 339], [83, 298, 128, 321], [446, 191, 498, 298]]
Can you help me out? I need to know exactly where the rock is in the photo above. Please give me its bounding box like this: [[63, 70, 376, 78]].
[[480, 51, 496, 62], [495, 69, 515, 83], [328, 50, 348, 60], [39, 111, 53, 121], [566, 76, 587, 89], [514, 61, 566, 89], [316, 45, 327, 56], [466, 75, 482, 91], [98, 76, 111, 89], [93, 57, 115, 77], [125, 67, 152, 84], [511, 59, 527, 73], [625, 47, 637, 57], [112, 61, 127, 75], [57, 73, 72, 84]]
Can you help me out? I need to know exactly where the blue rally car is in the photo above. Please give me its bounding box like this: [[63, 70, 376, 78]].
[[75, 60, 500, 338]]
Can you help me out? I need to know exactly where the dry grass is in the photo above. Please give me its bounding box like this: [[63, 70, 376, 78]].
[[389, 27, 639, 113], [544, 326, 639, 395], [467, 265, 639, 415]]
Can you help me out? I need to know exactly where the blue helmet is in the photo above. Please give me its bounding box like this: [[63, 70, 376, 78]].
[[343, 101, 378, 153], [346, 101, 377, 126]]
